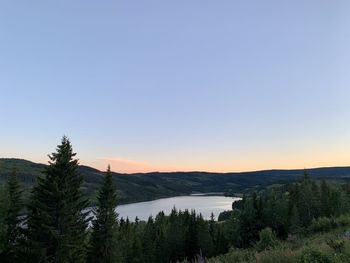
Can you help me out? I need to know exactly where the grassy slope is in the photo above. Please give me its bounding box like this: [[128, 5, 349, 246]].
[[208, 226, 350, 263]]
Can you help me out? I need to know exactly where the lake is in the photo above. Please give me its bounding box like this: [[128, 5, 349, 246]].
[[115, 195, 240, 221]]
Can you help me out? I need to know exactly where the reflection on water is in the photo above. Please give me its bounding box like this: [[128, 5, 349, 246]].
[[115, 195, 240, 221]]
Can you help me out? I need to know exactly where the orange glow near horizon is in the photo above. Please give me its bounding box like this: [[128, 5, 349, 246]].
[[4, 154, 350, 174], [7, 143, 350, 174], [80, 152, 350, 174]]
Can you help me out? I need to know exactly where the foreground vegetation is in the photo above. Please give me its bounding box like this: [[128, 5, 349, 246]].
[[205, 224, 350, 263], [1, 137, 350, 262]]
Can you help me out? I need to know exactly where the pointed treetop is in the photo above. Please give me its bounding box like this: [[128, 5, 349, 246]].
[[210, 212, 215, 221], [48, 136, 78, 164], [7, 166, 22, 197], [303, 169, 310, 182]]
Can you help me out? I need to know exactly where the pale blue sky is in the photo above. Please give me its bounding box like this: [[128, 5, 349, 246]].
[[1, 1, 350, 172]]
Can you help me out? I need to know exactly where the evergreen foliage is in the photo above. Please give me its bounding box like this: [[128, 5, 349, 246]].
[[112, 208, 228, 263], [225, 174, 350, 249], [0, 186, 8, 253], [1, 167, 24, 263], [26, 137, 89, 263], [1, 138, 350, 262], [256, 228, 278, 251], [88, 165, 119, 263]]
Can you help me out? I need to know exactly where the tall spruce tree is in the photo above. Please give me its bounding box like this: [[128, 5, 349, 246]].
[[26, 136, 89, 263], [88, 165, 119, 263], [2, 168, 23, 263], [0, 186, 9, 254]]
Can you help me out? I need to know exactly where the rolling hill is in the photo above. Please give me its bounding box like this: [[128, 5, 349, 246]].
[[1, 158, 350, 204]]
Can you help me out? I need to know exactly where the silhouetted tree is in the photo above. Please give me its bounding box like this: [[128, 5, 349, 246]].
[[26, 137, 89, 263], [88, 165, 119, 263], [0, 186, 8, 253], [2, 168, 23, 263]]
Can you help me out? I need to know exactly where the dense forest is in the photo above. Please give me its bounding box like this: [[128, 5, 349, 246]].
[[2, 157, 350, 206], [1, 137, 350, 262]]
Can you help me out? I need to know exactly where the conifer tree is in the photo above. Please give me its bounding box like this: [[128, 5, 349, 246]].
[[2, 167, 23, 263], [214, 227, 228, 255], [88, 165, 119, 263], [320, 180, 331, 217], [209, 212, 215, 240], [197, 214, 214, 257], [130, 231, 143, 263], [26, 136, 89, 263], [289, 204, 301, 235], [185, 210, 199, 260], [117, 217, 133, 262], [0, 186, 8, 254], [238, 198, 259, 247], [153, 212, 166, 263], [142, 217, 157, 263]]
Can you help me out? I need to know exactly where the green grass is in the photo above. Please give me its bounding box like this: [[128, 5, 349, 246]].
[[207, 226, 350, 263]]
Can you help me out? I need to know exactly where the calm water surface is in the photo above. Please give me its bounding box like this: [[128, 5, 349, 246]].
[[116, 195, 240, 221]]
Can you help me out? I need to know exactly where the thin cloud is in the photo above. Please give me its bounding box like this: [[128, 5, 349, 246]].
[[96, 157, 176, 173]]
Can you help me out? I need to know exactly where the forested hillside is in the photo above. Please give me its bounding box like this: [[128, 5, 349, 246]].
[[0, 137, 350, 263], [2, 138, 350, 262], [1, 158, 350, 204]]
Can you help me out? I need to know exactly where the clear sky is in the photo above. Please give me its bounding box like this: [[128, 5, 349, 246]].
[[1, 1, 350, 173]]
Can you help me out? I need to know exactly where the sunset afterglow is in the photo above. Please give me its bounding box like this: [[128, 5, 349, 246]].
[[1, 1, 349, 173]]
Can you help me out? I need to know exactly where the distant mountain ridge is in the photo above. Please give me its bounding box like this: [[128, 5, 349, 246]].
[[1, 158, 350, 204]]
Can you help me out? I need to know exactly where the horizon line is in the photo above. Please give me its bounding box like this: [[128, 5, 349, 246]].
[[1, 157, 350, 175]]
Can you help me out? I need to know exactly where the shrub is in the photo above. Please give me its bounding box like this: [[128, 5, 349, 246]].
[[257, 249, 297, 263], [208, 248, 255, 263], [256, 228, 278, 251], [297, 247, 332, 263], [335, 214, 350, 227], [326, 238, 345, 253], [310, 215, 350, 233], [309, 217, 335, 233], [331, 253, 350, 263]]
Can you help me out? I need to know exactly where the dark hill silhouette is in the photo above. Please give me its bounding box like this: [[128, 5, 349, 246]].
[[1, 158, 350, 204]]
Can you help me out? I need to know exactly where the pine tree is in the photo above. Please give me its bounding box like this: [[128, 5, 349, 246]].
[[142, 217, 157, 263], [214, 227, 228, 255], [2, 167, 23, 263], [209, 212, 215, 240], [88, 165, 119, 263], [320, 180, 331, 217], [185, 210, 199, 260], [289, 204, 301, 235], [238, 198, 259, 247], [153, 212, 166, 263], [0, 186, 8, 254], [130, 229, 143, 263], [197, 214, 214, 258], [26, 136, 89, 263], [117, 217, 133, 262]]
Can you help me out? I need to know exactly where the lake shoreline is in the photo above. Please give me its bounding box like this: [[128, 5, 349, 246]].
[[91, 195, 242, 222]]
